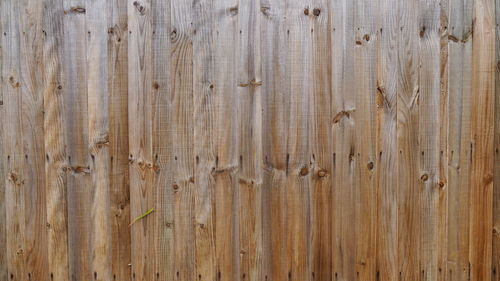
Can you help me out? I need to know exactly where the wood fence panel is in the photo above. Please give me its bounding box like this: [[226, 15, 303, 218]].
[[0, 0, 497, 281]]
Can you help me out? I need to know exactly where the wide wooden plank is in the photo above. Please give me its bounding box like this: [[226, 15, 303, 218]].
[[19, 0, 50, 280]]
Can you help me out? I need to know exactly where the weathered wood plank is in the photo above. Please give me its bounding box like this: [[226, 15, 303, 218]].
[[192, 1, 217, 281], [375, 0, 398, 279], [107, 0, 131, 280], [494, 0, 500, 276], [86, 1, 112, 280], [2, 1, 27, 280], [238, 0, 264, 280], [469, 0, 495, 279], [260, 0, 289, 280], [0, 1, 6, 276], [285, 2, 312, 281], [447, 0, 473, 279], [19, 0, 50, 280], [309, 0, 331, 280], [169, 0, 196, 280], [127, 0, 157, 279], [212, 1, 240, 281], [42, 0, 70, 280], [397, 0, 421, 280], [331, 0, 356, 279], [62, 0, 91, 279], [418, 0, 443, 280]]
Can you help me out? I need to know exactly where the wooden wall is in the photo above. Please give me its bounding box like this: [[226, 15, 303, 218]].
[[0, 0, 499, 281]]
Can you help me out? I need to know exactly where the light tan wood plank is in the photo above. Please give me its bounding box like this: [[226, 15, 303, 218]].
[[0, 2, 6, 277]]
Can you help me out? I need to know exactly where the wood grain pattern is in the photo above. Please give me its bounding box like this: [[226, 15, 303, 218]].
[[0, 1, 498, 281]]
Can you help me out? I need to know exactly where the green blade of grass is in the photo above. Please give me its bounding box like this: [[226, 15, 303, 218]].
[[129, 207, 155, 227]]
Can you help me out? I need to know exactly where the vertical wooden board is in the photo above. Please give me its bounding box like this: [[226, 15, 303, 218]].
[[447, 0, 473, 279], [285, 1, 311, 281], [309, 0, 331, 280], [260, 0, 289, 280], [0, 2, 6, 277], [107, 0, 131, 280], [127, 0, 156, 280], [397, 0, 421, 280], [353, 0, 377, 279], [42, 0, 70, 280], [375, 0, 398, 279], [1, 1, 27, 280], [417, 0, 443, 280], [238, 0, 264, 281], [331, 0, 356, 279], [86, 1, 113, 280], [150, 0, 173, 280], [192, 1, 217, 281], [212, 1, 240, 281], [494, 0, 500, 276], [62, 0, 91, 280], [469, 0, 495, 280], [19, 0, 50, 280], [169, 0, 196, 280]]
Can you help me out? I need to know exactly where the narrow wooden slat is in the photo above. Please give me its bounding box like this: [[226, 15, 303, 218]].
[[127, 0, 157, 279], [192, 1, 217, 281], [0, 3, 6, 276], [42, 0, 70, 280], [86, 1, 112, 280], [397, 0, 421, 280], [285, 1, 312, 281], [238, 0, 264, 280], [353, 0, 377, 279], [309, 0, 331, 280], [469, 0, 495, 279], [447, 0, 473, 279], [260, 0, 289, 280], [150, 0, 173, 280], [19, 1, 49, 280], [494, 0, 500, 276], [2, 1, 27, 280], [62, 0, 91, 279], [418, 0, 443, 280], [331, 0, 356, 279], [169, 0, 196, 279], [375, 0, 398, 279], [107, 0, 131, 280], [212, 1, 240, 281]]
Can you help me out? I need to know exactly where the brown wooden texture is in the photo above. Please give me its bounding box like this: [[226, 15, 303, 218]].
[[0, 0, 498, 281]]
